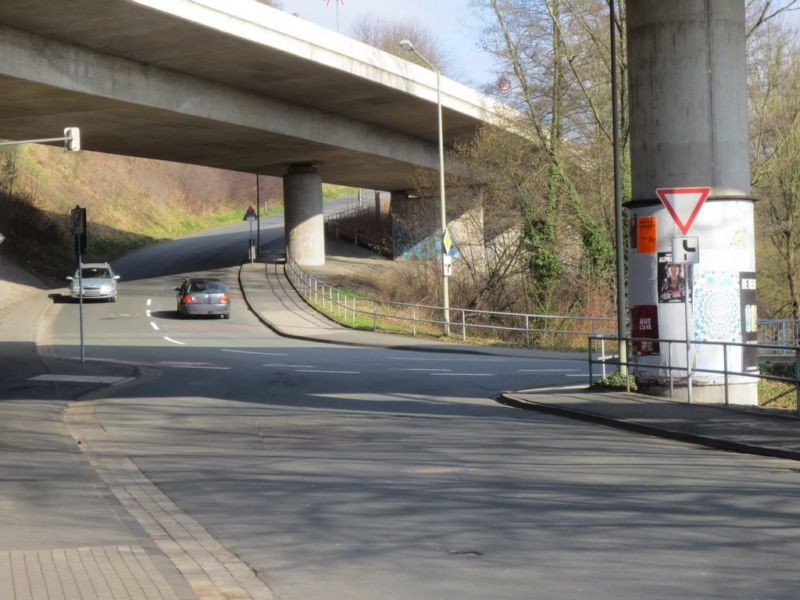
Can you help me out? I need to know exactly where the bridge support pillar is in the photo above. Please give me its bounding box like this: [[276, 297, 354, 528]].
[[284, 164, 324, 266], [627, 0, 757, 404]]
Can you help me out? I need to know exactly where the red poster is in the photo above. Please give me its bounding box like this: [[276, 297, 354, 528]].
[[631, 305, 660, 355], [637, 216, 657, 254]]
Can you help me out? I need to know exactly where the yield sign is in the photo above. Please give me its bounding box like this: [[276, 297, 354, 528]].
[[655, 187, 711, 235]]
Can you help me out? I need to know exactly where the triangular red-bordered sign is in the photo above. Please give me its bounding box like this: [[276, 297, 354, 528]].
[[655, 187, 711, 235]]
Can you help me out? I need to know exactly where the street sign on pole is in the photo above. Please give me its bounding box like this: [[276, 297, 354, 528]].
[[442, 228, 452, 255], [656, 187, 711, 235], [671, 236, 700, 264]]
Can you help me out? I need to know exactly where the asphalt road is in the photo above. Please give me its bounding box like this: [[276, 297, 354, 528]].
[[42, 218, 800, 599]]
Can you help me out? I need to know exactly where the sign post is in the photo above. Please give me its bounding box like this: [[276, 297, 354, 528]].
[[70, 205, 87, 364], [672, 236, 700, 403], [243, 206, 257, 263]]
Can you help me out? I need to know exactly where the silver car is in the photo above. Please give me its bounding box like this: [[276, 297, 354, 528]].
[[175, 278, 231, 319], [67, 262, 119, 302]]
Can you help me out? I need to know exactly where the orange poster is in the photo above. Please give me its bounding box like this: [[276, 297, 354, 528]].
[[637, 216, 657, 254]]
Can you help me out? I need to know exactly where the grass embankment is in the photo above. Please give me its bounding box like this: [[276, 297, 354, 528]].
[[0, 144, 284, 279]]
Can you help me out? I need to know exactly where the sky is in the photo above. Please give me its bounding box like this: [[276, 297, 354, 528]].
[[275, 0, 499, 88]]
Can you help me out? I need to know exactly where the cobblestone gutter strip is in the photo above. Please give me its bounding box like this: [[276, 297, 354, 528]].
[[64, 400, 276, 600]]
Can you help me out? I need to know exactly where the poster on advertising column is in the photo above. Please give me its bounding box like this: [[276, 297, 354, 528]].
[[740, 272, 758, 372], [631, 305, 660, 355], [657, 252, 690, 303]]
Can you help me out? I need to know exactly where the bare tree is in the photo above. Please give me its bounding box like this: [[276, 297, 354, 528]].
[[349, 14, 453, 74], [749, 18, 800, 318]]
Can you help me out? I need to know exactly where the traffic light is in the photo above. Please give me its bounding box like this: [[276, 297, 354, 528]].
[[64, 127, 81, 152]]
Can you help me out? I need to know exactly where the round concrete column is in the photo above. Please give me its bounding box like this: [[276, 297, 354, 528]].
[[627, 1, 757, 404], [283, 164, 324, 266]]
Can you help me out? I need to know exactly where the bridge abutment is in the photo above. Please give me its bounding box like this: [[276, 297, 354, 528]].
[[284, 164, 325, 266]]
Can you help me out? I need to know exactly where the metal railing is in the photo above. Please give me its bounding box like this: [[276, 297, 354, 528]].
[[588, 335, 800, 414], [284, 255, 616, 348]]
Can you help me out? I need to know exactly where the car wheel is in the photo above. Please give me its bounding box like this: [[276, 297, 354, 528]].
[[222, 313, 230, 320]]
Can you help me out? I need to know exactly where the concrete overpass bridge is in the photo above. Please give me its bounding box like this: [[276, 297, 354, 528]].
[[0, 0, 507, 264]]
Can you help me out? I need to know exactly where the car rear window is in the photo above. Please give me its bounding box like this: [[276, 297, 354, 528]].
[[188, 281, 226, 293]]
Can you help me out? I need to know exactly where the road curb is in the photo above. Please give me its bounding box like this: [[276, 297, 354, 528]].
[[497, 393, 800, 462]]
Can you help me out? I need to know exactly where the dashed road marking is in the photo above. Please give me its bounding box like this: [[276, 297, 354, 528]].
[[146, 298, 152, 306], [263, 364, 314, 368], [518, 369, 579, 372], [149, 322, 159, 331], [430, 373, 493, 377], [295, 369, 360, 374], [28, 374, 130, 384], [222, 349, 288, 356], [163, 337, 186, 345], [391, 368, 452, 372]]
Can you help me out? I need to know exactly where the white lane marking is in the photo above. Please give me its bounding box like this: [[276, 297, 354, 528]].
[[565, 374, 590, 377], [158, 361, 230, 370], [28, 374, 129, 384], [430, 373, 493, 377], [263, 364, 314, 368], [146, 298, 152, 306], [221, 349, 288, 356], [389, 357, 504, 362], [146, 309, 152, 317], [295, 370, 360, 374], [150, 322, 160, 331], [391, 368, 452, 372], [163, 337, 186, 345], [518, 369, 579, 372]]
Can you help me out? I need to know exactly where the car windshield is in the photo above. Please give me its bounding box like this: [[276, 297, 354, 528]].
[[80, 267, 111, 278], [187, 281, 225, 293]]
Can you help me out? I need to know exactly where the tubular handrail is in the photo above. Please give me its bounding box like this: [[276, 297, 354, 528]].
[[587, 334, 800, 414]]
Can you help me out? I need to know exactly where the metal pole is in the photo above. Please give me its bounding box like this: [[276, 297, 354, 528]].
[[795, 345, 800, 415], [413, 305, 417, 337], [435, 69, 451, 336], [723, 343, 729, 406], [461, 309, 466, 341], [256, 175, 261, 256], [684, 287, 693, 403], [525, 315, 530, 348], [589, 338, 594, 384], [668, 341, 674, 398], [398, 41, 450, 334], [610, 0, 627, 376], [77, 252, 85, 364]]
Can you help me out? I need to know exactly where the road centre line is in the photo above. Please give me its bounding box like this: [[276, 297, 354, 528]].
[[430, 373, 493, 377], [221, 349, 288, 356], [146, 309, 152, 318], [518, 369, 578, 372], [146, 298, 152, 306], [150, 322, 160, 331], [391, 368, 452, 372], [565, 373, 590, 377], [263, 364, 314, 368], [28, 374, 130, 384], [295, 369, 360, 374], [389, 357, 505, 362], [163, 337, 186, 345]]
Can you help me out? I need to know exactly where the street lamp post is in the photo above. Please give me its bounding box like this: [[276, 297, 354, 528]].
[[398, 39, 450, 335]]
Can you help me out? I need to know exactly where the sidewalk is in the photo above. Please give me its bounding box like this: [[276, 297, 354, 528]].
[[239, 256, 800, 464], [0, 291, 198, 599]]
